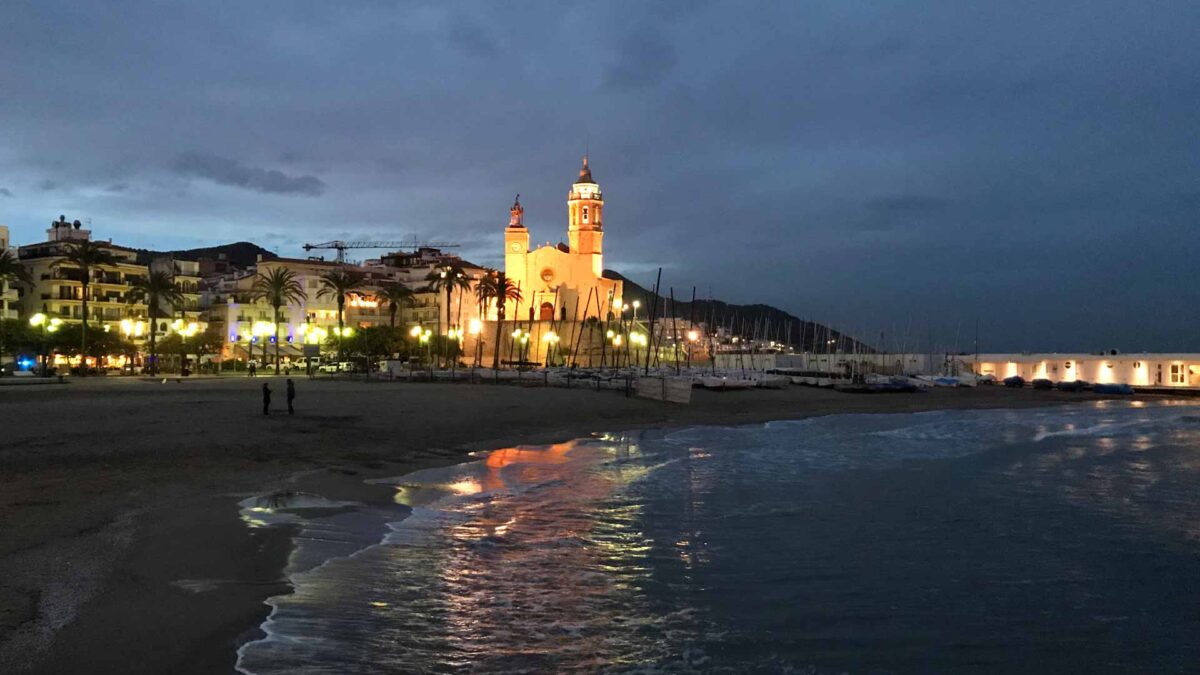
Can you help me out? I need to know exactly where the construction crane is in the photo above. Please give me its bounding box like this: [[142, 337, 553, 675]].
[[302, 239, 460, 263]]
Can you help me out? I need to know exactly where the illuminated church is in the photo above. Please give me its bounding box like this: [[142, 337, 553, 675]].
[[504, 157, 623, 321]]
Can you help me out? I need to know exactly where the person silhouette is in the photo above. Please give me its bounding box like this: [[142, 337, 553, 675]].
[[262, 382, 271, 415], [286, 379, 295, 415]]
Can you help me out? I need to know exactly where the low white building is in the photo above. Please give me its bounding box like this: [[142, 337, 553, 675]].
[[975, 353, 1200, 388]]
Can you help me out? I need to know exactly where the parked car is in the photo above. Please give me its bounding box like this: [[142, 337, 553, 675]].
[[318, 361, 354, 373], [1056, 380, 1091, 392], [1031, 378, 1054, 390], [1003, 375, 1025, 388]]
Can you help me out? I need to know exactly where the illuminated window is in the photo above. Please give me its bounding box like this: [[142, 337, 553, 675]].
[[582, 206, 589, 223]]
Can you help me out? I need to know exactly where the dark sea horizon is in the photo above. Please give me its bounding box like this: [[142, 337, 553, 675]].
[[236, 401, 1200, 673]]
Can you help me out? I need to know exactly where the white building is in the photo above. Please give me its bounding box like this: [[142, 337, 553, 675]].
[[975, 353, 1200, 388], [0, 225, 17, 320]]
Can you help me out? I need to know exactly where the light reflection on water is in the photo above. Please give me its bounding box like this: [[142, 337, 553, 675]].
[[238, 402, 1200, 674]]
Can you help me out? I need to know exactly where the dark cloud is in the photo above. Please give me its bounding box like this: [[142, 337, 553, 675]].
[[866, 195, 951, 215], [0, 187, 13, 198], [446, 19, 498, 57], [173, 153, 326, 196], [37, 179, 57, 191], [605, 30, 677, 90]]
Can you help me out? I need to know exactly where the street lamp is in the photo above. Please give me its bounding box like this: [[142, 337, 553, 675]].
[[29, 313, 62, 376]]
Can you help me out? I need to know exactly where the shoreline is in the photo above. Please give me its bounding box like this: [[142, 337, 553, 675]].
[[0, 379, 1161, 674]]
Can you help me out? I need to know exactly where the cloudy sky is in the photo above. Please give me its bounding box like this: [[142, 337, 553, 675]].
[[3, 1, 1198, 351]]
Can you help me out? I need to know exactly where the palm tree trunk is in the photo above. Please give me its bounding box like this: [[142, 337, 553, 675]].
[[148, 308, 157, 375], [274, 306, 281, 375], [80, 278, 89, 376], [337, 297, 345, 362]]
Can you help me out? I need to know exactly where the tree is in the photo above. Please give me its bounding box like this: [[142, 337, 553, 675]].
[[52, 240, 119, 374], [344, 325, 404, 371], [474, 272, 498, 320], [490, 273, 523, 370], [190, 325, 226, 373], [49, 323, 133, 374], [0, 252, 34, 369], [378, 282, 415, 329], [0, 249, 32, 290], [130, 270, 184, 375], [251, 267, 307, 374], [317, 269, 362, 362], [0, 318, 37, 372], [424, 265, 471, 366]]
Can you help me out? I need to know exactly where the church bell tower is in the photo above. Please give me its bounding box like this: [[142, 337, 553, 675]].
[[567, 156, 604, 277], [504, 195, 529, 307]]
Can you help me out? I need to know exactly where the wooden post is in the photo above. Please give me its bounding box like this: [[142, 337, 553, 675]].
[[643, 268, 662, 376]]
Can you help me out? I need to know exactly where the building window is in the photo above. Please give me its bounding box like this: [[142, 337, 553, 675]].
[[1170, 364, 1185, 384], [582, 206, 588, 223]]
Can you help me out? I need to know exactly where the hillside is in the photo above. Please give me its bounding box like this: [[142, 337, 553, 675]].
[[134, 241, 276, 268], [604, 270, 871, 352]]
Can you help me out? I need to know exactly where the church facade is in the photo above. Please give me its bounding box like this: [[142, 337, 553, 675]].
[[504, 158, 623, 322]]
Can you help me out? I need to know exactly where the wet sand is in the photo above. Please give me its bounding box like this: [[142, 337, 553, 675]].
[[0, 377, 1133, 674]]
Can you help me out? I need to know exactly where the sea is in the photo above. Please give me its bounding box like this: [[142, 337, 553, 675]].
[[235, 401, 1200, 674]]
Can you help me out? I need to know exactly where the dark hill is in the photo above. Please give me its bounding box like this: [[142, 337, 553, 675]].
[[134, 241, 276, 268], [604, 270, 871, 353]]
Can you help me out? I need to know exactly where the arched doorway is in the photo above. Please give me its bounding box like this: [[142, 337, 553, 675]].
[[539, 302, 555, 321]]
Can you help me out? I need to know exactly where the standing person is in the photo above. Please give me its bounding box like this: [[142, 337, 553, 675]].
[[249, 361, 257, 377], [262, 382, 271, 415], [286, 378, 296, 415]]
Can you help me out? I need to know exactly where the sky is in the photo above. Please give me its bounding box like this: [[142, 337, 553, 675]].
[[2, 1, 1199, 352]]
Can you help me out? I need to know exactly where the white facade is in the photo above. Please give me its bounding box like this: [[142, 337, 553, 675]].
[[975, 353, 1200, 388]]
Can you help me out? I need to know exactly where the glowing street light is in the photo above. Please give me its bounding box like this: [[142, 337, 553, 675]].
[[468, 318, 482, 335], [410, 325, 423, 338], [29, 313, 62, 376]]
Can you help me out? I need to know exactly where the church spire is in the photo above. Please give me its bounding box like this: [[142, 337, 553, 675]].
[[575, 155, 594, 184]]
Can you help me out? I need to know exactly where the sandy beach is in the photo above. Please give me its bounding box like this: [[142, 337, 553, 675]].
[[0, 376, 1140, 674]]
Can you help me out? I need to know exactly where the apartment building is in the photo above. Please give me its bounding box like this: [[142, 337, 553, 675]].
[[0, 225, 17, 320], [18, 218, 149, 331], [149, 257, 204, 333]]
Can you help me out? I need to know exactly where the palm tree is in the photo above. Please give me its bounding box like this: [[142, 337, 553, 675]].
[[53, 240, 119, 374], [424, 265, 471, 366], [251, 266, 307, 375], [377, 282, 415, 329], [0, 250, 32, 365], [0, 249, 31, 290], [317, 269, 361, 361], [490, 273, 523, 370], [130, 270, 184, 375], [474, 272, 498, 320]]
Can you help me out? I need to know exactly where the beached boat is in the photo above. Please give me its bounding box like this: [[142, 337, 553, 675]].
[[751, 373, 790, 389], [698, 376, 756, 390]]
